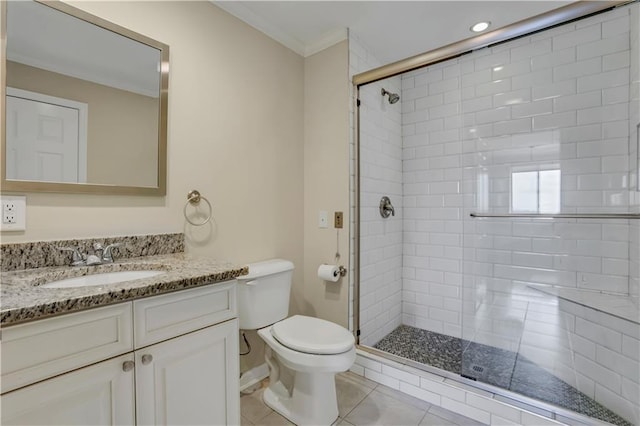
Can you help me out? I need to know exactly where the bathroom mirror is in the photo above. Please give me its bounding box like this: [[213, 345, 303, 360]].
[[1, 0, 169, 195]]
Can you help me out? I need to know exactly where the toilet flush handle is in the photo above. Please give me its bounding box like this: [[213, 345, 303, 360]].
[[245, 280, 257, 286]]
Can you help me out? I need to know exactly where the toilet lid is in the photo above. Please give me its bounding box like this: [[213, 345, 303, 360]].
[[271, 315, 355, 355]]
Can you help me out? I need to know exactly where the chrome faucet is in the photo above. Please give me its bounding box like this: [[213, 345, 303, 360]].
[[93, 243, 105, 263], [59, 242, 123, 266], [59, 247, 86, 266], [101, 243, 123, 263]]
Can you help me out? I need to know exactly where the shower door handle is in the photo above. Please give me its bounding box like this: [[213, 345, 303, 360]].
[[380, 196, 395, 218]]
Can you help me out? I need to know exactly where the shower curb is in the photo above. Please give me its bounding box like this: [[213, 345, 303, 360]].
[[351, 349, 610, 426]]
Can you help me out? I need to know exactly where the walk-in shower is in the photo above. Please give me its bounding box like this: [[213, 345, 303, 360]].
[[354, 2, 639, 425]]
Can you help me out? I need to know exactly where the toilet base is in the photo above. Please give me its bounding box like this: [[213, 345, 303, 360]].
[[263, 370, 339, 426], [256, 320, 355, 425]]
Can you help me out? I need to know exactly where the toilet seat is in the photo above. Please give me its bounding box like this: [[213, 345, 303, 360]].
[[271, 315, 355, 355]]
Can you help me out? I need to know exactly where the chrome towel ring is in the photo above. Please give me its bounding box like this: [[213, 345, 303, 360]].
[[183, 189, 212, 226]]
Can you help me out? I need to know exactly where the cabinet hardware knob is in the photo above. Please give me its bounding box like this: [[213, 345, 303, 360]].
[[141, 354, 153, 365], [122, 360, 135, 372]]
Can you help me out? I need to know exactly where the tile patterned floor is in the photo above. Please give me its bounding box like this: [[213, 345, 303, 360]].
[[240, 372, 484, 426], [374, 325, 632, 426]]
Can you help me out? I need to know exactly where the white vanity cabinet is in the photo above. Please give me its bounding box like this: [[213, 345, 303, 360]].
[[132, 281, 239, 425], [1, 353, 137, 425], [135, 320, 238, 425], [1, 280, 239, 426]]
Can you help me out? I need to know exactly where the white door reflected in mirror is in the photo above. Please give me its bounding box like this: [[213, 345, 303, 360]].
[[6, 88, 87, 183]]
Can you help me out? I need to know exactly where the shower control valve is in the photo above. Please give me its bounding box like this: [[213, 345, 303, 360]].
[[380, 196, 395, 219]]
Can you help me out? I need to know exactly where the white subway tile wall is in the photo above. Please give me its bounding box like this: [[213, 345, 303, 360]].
[[629, 3, 640, 307], [358, 75, 403, 345], [558, 300, 640, 424], [401, 5, 635, 347], [350, 34, 404, 346]]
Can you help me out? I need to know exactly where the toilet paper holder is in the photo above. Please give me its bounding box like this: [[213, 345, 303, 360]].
[[318, 264, 347, 280]]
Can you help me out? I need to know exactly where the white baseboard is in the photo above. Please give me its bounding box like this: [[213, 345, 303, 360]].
[[240, 363, 269, 392]]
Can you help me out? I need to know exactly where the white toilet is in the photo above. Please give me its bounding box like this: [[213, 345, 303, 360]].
[[237, 259, 355, 426]]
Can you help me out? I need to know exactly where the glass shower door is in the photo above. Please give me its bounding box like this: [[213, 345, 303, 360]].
[[460, 6, 639, 424]]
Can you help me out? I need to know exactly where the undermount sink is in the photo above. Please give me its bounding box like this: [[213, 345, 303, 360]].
[[41, 270, 165, 289]]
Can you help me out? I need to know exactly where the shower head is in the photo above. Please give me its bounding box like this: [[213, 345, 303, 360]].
[[381, 88, 400, 104]]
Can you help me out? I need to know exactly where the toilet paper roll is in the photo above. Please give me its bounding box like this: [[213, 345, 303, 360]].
[[317, 264, 340, 282]]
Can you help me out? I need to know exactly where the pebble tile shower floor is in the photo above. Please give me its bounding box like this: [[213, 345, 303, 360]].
[[374, 325, 631, 426]]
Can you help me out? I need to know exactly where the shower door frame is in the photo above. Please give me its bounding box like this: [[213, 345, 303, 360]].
[[352, 0, 634, 420]]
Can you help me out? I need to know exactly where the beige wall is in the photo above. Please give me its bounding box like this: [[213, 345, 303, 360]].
[[6, 61, 158, 187], [1, 0, 305, 265], [301, 41, 350, 327], [1, 0, 306, 289], [1, 1, 351, 373]]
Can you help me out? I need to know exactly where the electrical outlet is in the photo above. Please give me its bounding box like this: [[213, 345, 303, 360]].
[[3, 201, 16, 224], [1, 196, 26, 231], [334, 211, 343, 229]]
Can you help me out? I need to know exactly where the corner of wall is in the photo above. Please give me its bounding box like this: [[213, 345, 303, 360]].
[[301, 40, 350, 327]]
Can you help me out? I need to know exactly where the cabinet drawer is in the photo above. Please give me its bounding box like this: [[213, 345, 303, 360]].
[[1, 303, 133, 393], [133, 280, 236, 348]]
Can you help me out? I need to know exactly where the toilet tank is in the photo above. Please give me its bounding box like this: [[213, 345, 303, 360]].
[[236, 259, 294, 330]]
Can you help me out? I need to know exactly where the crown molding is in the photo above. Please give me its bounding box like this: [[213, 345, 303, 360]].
[[212, 1, 306, 56], [304, 28, 347, 57], [212, 1, 346, 57]]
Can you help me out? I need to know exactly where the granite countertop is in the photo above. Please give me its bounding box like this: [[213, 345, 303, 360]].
[[1, 253, 248, 327]]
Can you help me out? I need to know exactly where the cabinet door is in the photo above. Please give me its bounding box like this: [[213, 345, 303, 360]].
[[1, 354, 135, 425], [136, 318, 239, 426]]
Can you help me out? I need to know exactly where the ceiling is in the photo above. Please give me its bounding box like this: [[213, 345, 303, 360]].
[[214, 1, 574, 65]]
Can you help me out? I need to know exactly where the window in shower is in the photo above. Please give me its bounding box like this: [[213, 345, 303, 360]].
[[511, 168, 560, 214]]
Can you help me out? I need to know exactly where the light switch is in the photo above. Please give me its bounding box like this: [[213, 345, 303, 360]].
[[319, 211, 328, 228]]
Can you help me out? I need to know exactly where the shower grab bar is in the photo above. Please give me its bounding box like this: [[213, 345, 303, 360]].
[[470, 213, 640, 219]]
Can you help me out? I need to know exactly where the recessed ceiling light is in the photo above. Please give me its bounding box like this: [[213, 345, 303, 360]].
[[471, 21, 491, 33]]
